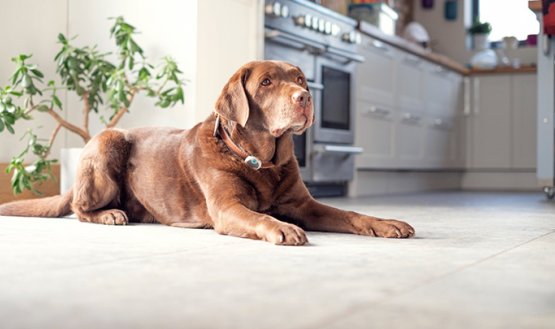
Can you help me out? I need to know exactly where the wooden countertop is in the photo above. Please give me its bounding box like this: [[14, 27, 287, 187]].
[[529, 0, 542, 12], [468, 65, 537, 75], [357, 21, 537, 76]]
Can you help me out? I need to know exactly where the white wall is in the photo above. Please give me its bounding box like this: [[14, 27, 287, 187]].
[[0, 0, 68, 162], [0, 0, 263, 163], [65, 0, 199, 148], [412, 0, 537, 65], [195, 0, 263, 123]]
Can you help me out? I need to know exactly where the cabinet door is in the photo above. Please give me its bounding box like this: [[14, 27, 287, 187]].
[[423, 117, 454, 168], [356, 37, 397, 106], [355, 100, 396, 168], [512, 74, 537, 169], [397, 53, 424, 113], [424, 63, 451, 118], [421, 65, 463, 169], [470, 76, 512, 169], [395, 111, 425, 168]]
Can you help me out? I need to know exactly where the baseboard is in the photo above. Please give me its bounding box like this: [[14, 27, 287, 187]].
[[0, 163, 60, 204], [461, 171, 537, 191], [349, 170, 464, 197]]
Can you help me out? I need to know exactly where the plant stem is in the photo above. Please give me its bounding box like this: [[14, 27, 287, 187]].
[[47, 108, 91, 142], [106, 89, 136, 128], [44, 123, 62, 158], [82, 92, 90, 136]]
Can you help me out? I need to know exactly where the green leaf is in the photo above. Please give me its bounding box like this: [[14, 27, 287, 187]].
[[31, 69, 44, 78], [58, 33, 66, 43], [6, 124, 14, 134], [37, 105, 50, 112], [0, 119, 4, 132], [52, 95, 62, 110]]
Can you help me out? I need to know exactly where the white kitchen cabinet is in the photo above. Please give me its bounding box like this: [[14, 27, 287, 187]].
[[355, 34, 463, 170], [355, 35, 398, 168], [355, 100, 397, 167], [512, 74, 537, 169], [468, 75, 512, 169], [397, 53, 425, 114], [395, 113, 426, 168], [466, 73, 536, 170], [356, 37, 397, 106]]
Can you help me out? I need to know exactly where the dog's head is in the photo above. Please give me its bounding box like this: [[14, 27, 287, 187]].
[[215, 60, 314, 137]]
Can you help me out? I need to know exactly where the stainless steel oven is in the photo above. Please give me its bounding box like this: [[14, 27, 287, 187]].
[[264, 0, 363, 196]]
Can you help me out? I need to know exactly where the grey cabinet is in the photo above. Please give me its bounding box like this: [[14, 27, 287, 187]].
[[355, 37, 398, 168], [355, 33, 463, 170], [466, 73, 536, 170]]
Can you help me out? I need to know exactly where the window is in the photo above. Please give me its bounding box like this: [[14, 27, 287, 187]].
[[473, 0, 539, 43]]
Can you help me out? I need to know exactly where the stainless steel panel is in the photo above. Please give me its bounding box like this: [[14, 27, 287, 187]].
[[311, 144, 356, 181]]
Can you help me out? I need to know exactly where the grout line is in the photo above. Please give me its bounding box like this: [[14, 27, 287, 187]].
[[301, 229, 555, 329]]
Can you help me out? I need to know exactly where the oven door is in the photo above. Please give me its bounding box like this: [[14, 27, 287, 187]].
[[313, 55, 358, 144]]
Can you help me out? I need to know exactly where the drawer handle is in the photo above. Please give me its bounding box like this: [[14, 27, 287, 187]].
[[313, 144, 364, 154], [402, 112, 421, 123], [370, 39, 389, 51], [365, 106, 391, 116]]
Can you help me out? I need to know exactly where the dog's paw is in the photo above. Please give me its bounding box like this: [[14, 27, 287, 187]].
[[98, 209, 129, 225], [356, 217, 415, 238], [264, 222, 308, 246]]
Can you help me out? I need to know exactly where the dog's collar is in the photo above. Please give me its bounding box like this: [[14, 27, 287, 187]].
[[213, 115, 274, 170]]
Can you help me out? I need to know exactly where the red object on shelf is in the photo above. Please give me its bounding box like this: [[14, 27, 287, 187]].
[[544, 0, 555, 35]]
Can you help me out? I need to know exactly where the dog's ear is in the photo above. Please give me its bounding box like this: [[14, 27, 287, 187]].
[[215, 67, 250, 128]]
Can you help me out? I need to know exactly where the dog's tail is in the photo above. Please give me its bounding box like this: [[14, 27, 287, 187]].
[[0, 190, 73, 217]]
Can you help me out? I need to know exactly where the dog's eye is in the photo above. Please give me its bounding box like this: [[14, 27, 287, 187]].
[[261, 78, 272, 86], [297, 76, 304, 85]]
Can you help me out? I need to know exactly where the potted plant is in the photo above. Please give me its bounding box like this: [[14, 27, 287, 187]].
[[468, 20, 493, 50], [0, 17, 185, 194]]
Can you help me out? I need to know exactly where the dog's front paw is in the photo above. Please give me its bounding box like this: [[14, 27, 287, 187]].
[[98, 209, 129, 225], [355, 217, 414, 238], [263, 222, 308, 246]]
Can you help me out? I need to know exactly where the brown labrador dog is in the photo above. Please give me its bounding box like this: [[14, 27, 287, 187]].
[[0, 60, 414, 245]]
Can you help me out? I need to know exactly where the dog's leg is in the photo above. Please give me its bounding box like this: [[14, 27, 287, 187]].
[[210, 203, 307, 245], [71, 129, 131, 225], [276, 182, 414, 238]]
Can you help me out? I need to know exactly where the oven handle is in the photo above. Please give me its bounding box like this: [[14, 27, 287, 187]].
[[325, 47, 365, 63], [265, 28, 326, 52], [307, 82, 324, 90], [313, 144, 364, 154]]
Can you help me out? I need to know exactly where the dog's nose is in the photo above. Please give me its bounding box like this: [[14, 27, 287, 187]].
[[292, 90, 311, 108]]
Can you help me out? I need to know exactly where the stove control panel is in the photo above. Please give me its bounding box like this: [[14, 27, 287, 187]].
[[264, 0, 361, 46], [265, 1, 290, 18]]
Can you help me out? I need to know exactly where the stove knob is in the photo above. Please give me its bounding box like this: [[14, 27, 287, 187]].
[[318, 19, 326, 33], [294, 15, 305, 26], [311, 16, 319, 30], [281, 5, 289, 18], [355, 32, 362, 44], [341, 32, 351, 42], [331, 24, 341, 36], [264, 1, 282, 17], [324, 21, 332, 35], [304, 14, 312, 28]]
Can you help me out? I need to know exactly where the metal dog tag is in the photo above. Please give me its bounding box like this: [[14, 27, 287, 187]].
[[244, 156, 262, 170]]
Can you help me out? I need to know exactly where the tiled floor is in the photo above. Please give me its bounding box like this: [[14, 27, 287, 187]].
[[0, 191, 554, 329]]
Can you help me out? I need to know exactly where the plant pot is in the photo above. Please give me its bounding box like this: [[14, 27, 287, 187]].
[[473, 33, 490, 50], [60, 148, 83, 194]]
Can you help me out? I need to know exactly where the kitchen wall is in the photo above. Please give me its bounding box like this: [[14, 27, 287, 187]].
[[412, 0, 537, 65], [0, 0, 262, 162]]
